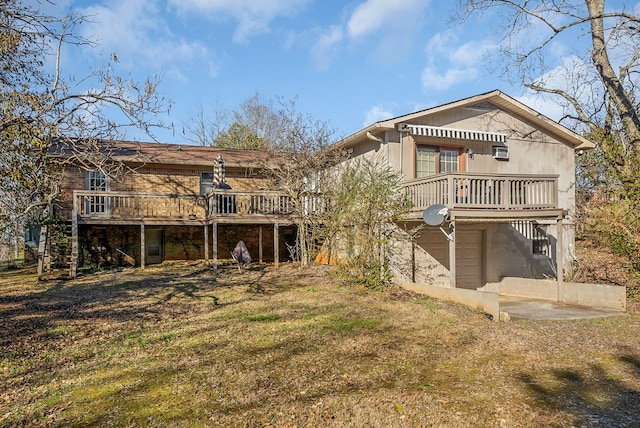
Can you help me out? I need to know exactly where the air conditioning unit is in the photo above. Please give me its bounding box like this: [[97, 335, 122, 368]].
[[492, 145, 509, 160]]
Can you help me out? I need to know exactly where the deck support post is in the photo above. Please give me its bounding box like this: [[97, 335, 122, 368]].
[[274, 223, 279, 268], [259, 226, 263, 264], [212, 221, 218, 273], [37, 225, 47, 278], [449, 221, 456, 288], [71, 209, 78, 278], [204, 223, 209, 262], [556, 216, 564, 302], [140, 223, 145, 270]]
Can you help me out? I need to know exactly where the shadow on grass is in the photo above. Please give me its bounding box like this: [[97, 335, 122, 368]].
[[1, 262, 475, 427], [0, 263, 306, 352], [67, 314, 419, 427], [518, 353, 640, 427]]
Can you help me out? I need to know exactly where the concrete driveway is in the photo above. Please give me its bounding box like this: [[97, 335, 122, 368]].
[[499, 296, 628, 321]]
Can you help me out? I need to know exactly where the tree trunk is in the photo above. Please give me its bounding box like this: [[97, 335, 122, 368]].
[[586, 0, 640, 146]]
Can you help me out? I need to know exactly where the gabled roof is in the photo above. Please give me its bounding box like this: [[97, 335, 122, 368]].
[[53, 140, 276, 168], [337, 90, 595, 150]]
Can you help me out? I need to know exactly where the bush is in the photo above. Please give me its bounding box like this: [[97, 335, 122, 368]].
[[583, 198, 640, 269]]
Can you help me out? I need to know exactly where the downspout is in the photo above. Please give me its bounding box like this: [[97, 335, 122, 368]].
[[400, 129, 404, 176], [386, 132, 390, 167]]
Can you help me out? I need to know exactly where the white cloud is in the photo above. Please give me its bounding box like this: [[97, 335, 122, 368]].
[[311, 26, 343, 70], [421, 66, 478, 91], [363, 105, 394, 126], [420, 32, 496, 92], [347, 0, 427, 38], [168, 0, 309, 43], [517, 92, 565, 123], [78, 0, 211, 82], [304, 0, 430, 71], [519, 55, 601, 130], [450, 40, 498, 67]]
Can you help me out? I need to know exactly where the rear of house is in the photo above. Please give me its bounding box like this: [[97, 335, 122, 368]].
[[43, 141, 297, 275], [336, 90, 594, 290]]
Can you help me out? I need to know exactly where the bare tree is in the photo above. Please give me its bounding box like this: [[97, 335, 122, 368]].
[[456, 0, 640, 198], [258, 96, 347, 266], [185, 93, 278, 149], [0, 0, 168, 235], [184, 104, 228, 146], [319, 158, 413, 288]]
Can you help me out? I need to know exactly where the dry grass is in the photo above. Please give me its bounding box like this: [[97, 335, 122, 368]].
[[1, 261, 639, 427]]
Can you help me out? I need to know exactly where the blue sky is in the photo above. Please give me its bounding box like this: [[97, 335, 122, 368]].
[[40, 0, 637, 144]]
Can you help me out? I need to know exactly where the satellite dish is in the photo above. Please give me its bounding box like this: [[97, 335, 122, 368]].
[[422, 204, 449, 226]]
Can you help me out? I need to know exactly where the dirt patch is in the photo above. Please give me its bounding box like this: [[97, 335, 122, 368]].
[[1, 262, 639, 427]]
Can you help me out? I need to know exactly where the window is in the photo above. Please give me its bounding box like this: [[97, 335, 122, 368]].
[[416, 145, 460, 178], [416, 146, 437, 177], [85, 171, 109, 214], [200, 172, 214, 195], [440, 149, 459, 172]]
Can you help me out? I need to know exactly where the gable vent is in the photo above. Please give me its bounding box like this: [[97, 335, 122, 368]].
[[400, 124, 506, 144]]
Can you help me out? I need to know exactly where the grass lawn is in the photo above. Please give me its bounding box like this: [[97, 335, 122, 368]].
[[1, 262, 639, 427]]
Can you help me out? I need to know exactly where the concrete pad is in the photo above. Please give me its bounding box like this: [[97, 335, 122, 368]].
[[499, 296, 628, 321]]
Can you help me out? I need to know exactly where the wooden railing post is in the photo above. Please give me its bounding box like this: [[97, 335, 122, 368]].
[[501, 179, 509, 209], [447, 174, 455, 206], [72, 191, 79, 214]]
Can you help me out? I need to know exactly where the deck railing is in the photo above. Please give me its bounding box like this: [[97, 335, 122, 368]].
[[73, 173, 557, 222], [72, 189, 316, 221], [73, 191, 207, 219], [401, 172, 559, 214], [205, 189, 295, 218]]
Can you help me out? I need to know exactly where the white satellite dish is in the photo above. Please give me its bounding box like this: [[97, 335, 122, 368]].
[[422, 204, 449, 226], [422, 204, 454, 241]]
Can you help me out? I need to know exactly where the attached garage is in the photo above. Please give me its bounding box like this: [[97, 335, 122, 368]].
[[415, 226, 485, 289], [455, 228, 484, 289]]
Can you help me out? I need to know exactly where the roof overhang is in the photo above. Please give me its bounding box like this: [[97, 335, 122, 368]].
[[334, 90, 596, 151]]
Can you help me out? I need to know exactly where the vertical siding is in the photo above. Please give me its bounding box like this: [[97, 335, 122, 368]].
[[399, 108, 576, 216]]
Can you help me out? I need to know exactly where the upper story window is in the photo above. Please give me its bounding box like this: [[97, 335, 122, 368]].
[[85, 171, 108, 192], [200, 172, 215, 195], [416, 145, 461, 178], [85, 171, 109, 214]]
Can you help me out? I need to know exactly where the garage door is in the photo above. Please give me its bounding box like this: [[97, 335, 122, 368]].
[[456, 229, 484, 289]]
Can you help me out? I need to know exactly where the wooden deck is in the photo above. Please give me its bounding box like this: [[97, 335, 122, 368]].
[[400, 172, 560, 220], [73, 172, 560, 225], [72, 189, 299, 224]]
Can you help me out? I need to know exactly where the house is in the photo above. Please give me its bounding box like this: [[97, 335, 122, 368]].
[[44, 141, 298, 276], [40, 90, 625, 314], [335, 90, 596, 294]]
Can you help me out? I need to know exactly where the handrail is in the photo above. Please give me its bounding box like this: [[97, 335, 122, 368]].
[[401, 172, 559, 185], [72, 189, 303, 220], [401, 172, 559, 212], [73, 191, 205, 219]]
